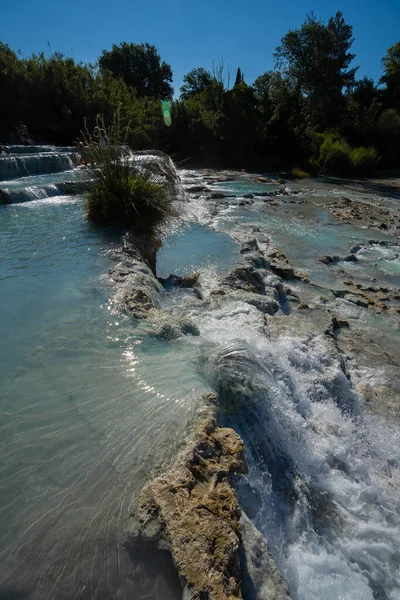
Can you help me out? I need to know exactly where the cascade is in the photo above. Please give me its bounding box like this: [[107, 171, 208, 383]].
[[0, 152, 74, 180], [0, 155, 399, 600]]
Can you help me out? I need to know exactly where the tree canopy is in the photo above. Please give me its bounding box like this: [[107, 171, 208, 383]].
[[99, 42, 173, 98], [1, 18, 399, 173], [381, 42, 400, 109], [275, 11, 357, 128], [180, 68, 213, 100]]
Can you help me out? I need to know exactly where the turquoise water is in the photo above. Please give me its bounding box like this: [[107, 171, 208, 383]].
[[1, 158, 400, 600], [157, 222, 240, 278], [208, 182, 397, 289], [1, 169, 83, 188], [0, 195, 210, 598], [213, 180, 279, 195]]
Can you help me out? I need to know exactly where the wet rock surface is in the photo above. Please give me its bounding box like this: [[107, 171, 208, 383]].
[[109, 232, 162, 319], [239, 515, 292, 600], [128, 393, 249, 600], [328, 196, 400, 233], [139, 309, 200, 340]]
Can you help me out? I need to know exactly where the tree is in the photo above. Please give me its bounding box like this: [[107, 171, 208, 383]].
[[234, 67, 244, 87], [99, 42, 173, 98], [274, 11, 357, 128], [342, 77, 380, 147], [381, 42, 400, 109], [180, 67, 213, 100]]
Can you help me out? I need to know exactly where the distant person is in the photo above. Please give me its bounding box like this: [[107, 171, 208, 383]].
[[79, 143, 90, 166], [18, 122, 33, 145], [72, 138, 81, 166], [92, 127, 101, 145], [72, 138, 90, 167], [100, 129, 109, 149]]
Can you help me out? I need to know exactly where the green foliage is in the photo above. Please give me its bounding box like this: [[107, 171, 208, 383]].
[[99, 42, 173, 98], [381, 42, 400, 109], [314, 133, 352, 175], [84, 116, 175, 236], [234, 67, 244, 87], [180, 68, 213, 100], [374, 108, 400, 166], [350, 146, 378, 174], [0, 43, 165, 143], [312, 132, 378, 175], [291, 167, 310, 179], [275, 11, 357, 128], [0, 23, 399, 175]]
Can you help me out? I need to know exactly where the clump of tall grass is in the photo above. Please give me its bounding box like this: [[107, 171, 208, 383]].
[[291, 167, 310, 179], [83, 114, 176, 237]]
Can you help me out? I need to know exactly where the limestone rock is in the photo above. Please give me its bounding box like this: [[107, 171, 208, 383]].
[[210, 192, 233, 199], [124, 289, 154, 318], [239, 514, 292, 600], [269, 263, 295, 279], [181, 273, 200, 288], [187, 185, 208, 193], [142, 310, 200, 340], [231, 291, 280, 316], [160, 273, 183, 287], [128, 393, 248, 600], [222, 265, 266, 295]]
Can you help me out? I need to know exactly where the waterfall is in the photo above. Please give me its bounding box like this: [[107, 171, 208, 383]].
[[1, 145, 75, 155], [0, 153, 74, 180]]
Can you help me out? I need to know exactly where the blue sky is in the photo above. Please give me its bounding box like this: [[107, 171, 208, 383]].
[[1, 0, 399, 95]]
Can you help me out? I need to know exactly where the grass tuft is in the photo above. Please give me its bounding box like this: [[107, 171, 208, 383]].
[[83, 114, 176, 237]]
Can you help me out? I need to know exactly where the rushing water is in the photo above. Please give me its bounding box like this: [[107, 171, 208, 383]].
[[1, 150, 400, 599]]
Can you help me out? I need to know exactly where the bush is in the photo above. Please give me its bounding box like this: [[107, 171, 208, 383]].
[[84, 115, 176, 236], [317, 133, 352, 175], [87, 173, 167, 230], [350, 146, 378, 174], [291, 167, 310, 179]]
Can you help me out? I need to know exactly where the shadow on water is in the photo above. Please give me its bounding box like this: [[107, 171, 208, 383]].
[[318, 174, 400, 201], [238, 546, 259, 600], [124, 543, 182, 600], [0, 590, 32, 600], [86, 221, 126, 245]]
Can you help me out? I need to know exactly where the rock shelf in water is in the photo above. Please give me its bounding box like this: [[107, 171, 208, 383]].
[[127, 392, 291, 600]]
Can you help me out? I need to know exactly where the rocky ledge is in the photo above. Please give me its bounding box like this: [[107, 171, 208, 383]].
[[328, 196, 400, 233], [109, 232, 162, 319], [127, 392, 248, 600], [127, 392, 291, 600]]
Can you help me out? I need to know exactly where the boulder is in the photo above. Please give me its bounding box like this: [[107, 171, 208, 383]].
[[181, 272, 200, 288], [256, 176, 273, 184], [222, 264, 266, 294], [0, 189, 11, 205], [159, 273, 183, 287], [143, 310, 200, 340], [269, 262, 295, 279]]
